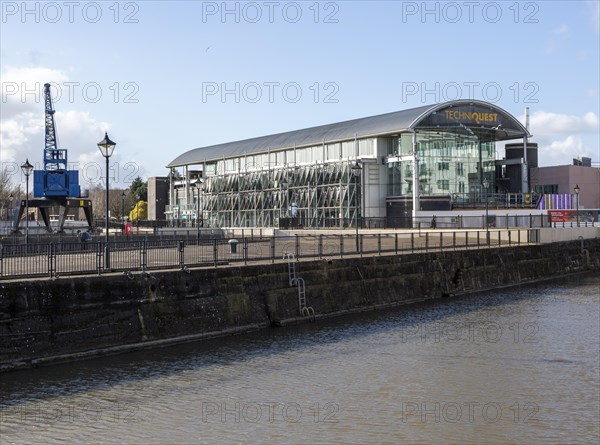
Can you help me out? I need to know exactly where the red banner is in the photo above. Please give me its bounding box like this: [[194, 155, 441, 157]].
[[548, 210, 576, 223]]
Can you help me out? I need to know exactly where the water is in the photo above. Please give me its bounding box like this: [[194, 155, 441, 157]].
[[1, 275, 598, 444]]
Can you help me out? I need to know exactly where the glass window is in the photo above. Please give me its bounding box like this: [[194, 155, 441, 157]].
[[205, 163, 217, 176], [326, 143, 340, 160], [400, 134, 413, 155], [437, 180, 450, 190], [341, 141, 355, 158], [359, 139, 374, 156]]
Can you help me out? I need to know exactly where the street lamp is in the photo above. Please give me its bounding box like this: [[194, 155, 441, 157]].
[[21, 159, 33, 244], [351, 161, 362, 253], [98, 132, 116, 268], [482, 177, 490, 245], [574, 184, 580, 227]]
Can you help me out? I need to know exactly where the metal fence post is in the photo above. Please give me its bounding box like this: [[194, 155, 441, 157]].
[[318, 234, 323, 258], [213, 238, 218, 267], [395, 233, 398, 254], [48, 243, 55, 278], [411, 232, 414, 253], [97, 242, 103, 275], [295, 234, 300, 259], [178, 240, 185, 270], [340, 234, 344, 258], [141, 239, 147, 271], [377, 233, 381, 255], [271, 236, 275, 264], [359, 234, 363, 257], [104, 242, 111, 271], [244, 238, 248, 265], [439, 232, 443, 251]]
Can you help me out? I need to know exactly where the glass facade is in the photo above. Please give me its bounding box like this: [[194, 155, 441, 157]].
[[387, 130, 495, 198], [199, 162, 361, 228]]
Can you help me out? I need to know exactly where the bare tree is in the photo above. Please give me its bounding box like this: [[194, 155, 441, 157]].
[[0, 168, 20, 221], [88, 185, 133, 222]]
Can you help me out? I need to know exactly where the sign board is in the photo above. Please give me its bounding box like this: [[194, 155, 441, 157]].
[[548, 210, 598, 223]]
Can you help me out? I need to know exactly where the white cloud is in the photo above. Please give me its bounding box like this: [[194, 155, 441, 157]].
[[539, 135, 591, 166], [513, 110, 599, 167], [0, 66, 144, 189], [1, 66, 69, 116], [1, 65, 69, 87], [526, 110, 599, 135]]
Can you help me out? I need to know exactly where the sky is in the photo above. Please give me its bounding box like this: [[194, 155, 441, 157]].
[[1, 0, 599, 190]]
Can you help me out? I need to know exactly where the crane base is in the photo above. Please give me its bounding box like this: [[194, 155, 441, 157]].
[[13, 198, 93, 234]]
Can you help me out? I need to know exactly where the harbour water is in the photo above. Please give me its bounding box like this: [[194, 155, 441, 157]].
[[1, 274, 598, 444]]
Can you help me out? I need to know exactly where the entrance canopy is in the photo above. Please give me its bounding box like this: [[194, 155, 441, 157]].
[[410, 100, 530, 142]]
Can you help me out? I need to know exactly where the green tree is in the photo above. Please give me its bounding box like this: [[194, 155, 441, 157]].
[[129, 176, 147, 202]]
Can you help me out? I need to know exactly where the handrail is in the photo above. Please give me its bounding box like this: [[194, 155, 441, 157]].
[[0, 229, 538, 280]]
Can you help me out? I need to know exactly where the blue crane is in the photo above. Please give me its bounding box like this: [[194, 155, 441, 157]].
[[13, 83, 93, 233], [33, 83, 80, 198]]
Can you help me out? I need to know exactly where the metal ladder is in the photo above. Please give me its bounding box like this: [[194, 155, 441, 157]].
[[284, 253, 315, 320], [284, 252, 297, 286]]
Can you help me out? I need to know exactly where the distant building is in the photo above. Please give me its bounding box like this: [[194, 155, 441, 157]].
[[530, 162, 600, 209], [147, 176, 169, 220], [495, 142, 539, 194]]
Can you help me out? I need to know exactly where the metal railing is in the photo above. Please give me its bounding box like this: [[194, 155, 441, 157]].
[[0, 229, 538, 280], [280, 214, 551, 230], [451, 192, 541, 209]]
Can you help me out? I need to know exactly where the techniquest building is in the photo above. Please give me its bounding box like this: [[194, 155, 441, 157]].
[[161, 99, 538, 228]]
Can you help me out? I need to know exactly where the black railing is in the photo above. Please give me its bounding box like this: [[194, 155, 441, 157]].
[[0, 229, 538, 280]]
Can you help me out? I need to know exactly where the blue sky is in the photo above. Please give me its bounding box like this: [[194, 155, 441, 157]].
[[1, 0, 599, 188]]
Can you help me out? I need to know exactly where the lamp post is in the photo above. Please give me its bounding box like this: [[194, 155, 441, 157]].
[[8, 193, 14, 222], [279, 179, 287, 226], [194, 181, 204, 228], [351, 161, 362, 253], [98, 132, 116, 269], [21, 159, 33, 244], [574, 184, 580, 227], [482, 177, 490, 245]]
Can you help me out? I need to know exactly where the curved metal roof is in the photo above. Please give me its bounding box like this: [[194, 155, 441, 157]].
[[167, 100, 530, 168]]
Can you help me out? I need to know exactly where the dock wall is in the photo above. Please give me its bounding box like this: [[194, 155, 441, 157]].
[[1, 239, 598, 372]]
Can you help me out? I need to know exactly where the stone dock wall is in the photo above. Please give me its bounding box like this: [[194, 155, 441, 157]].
[[1, 239, 598, 372]]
